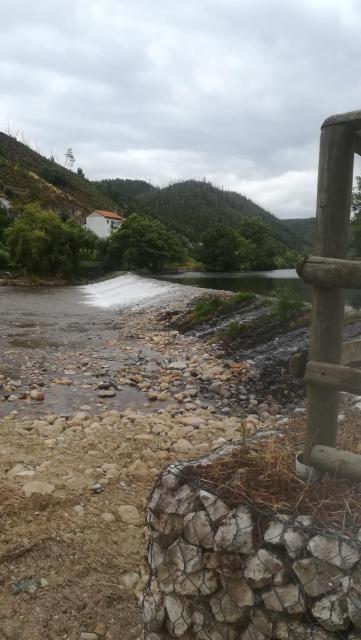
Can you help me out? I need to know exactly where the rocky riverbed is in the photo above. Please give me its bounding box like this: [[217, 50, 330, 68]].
[[1, 279, 361, 639]]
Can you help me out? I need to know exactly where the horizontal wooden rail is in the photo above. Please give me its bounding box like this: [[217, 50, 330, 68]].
[[304, 360, 361, 394], [289, 339, 361, 378], [297, 255, 361, 289], [311, 445, 361, 481]]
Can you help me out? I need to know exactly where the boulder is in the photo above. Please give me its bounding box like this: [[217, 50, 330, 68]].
[[199, 489, 230, 521], [214, 506, 253, 554], [210, 589, 250, 623], [293, 558, 344, 597], [311, 593, 349, 631], [308, 534, 360, 570], [164, 594, 192, 637], [140, 590, 165, 631], [166, 539, 203, 575], [261, 584, 305, 615], [244, 549, 284, 588], [183, 511, 214, 549]]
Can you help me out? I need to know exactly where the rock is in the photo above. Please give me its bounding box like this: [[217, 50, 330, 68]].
[[293, 558, 344, 597], [121, 572, 139, 589], [73, 505, 85, 516], [128, 459, 149, 476], [262, 584, 305, 615], [210, 589, 250, 623], [90, 482, 103, 493], [170, 439, 193, 454], [214, 506, 253, 554], [147, 391, 158, 401], [311, 593, 349, 631], [97, 388, 116, 398], [244, 549, 284, 588], [174, 569, 219, 596], [7, 463, 35, 478], [263, 517, 290, 546], [308, 534, 360, 570], [22, 480, 55, 497], [220, 576, 255, 607], [241, 623, 267, 640], [118, 505, 142, 526], [284, 527, 306, 559], [165, 594, 192, 637], [151, 483, 200, 515], [183, 511, 214, 549], [167, 361, 187, 371], [252, 608, 274, 636], [69, 412, 90, 426], [199, 489, 230, 521], [80, 634, 98, 640], [140, 590, 165, 631], [166, 539, 203, 574], [29, 389, 44, 401], [100, 512, 116, 522], [180, 416, 204, 428]]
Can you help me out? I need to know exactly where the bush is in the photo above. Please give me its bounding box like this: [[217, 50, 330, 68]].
[[40, 166, 69, 188], [107, 214, 185, 272], [4, 203, 94, 278], [272, 286, 305, 322], [221, 320, 247, 338], [0, 247, 9, 269]]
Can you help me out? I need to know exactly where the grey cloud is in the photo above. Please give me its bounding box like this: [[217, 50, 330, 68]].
[[1, 0, 361, 217]]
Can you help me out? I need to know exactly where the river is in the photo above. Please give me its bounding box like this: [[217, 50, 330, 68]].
[[156, 269, 361, 308]]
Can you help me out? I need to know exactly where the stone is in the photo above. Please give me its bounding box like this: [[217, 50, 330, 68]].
[[311, 593, 349, 631], [284, 527, 307, 559], [174, 569, 219, 596], [73, 505, 85, 516], [80, 634, 98, 640], [170, 439, 193, 454], [97, 388, 116, 398], [241, 624, 267, 640], [117, 505, 142, 526], [149, 511, 184, 544], [347, 590, 361, 629], [210, 589, 250, 623], [128, 459, 149, 476], [152, 484, 200, 515], [165, 594, 192, 637], [261, 585, 305, 615], [214, 506, 253, 554], [140, 591, 165, 631], [7, 463, 35, 478], [220, 576, 255, 607], [244, 549, 284, 588], [292, 558, 344, 597], [263, 517, 290, 546], [29, 389, 44, 401], [203, 552, 244, 576], [121, 572, 139, 589], [22, 480, 55, 497], [180, 416, 204, 428], [252, 608, 274, 636], [167, 361, 187, 371], [166, 539, 203, 575], [308, 534, 360, 570], [199, 489, 230, 521], [183, 511, 214, 549], [100, 512, 116, 522]]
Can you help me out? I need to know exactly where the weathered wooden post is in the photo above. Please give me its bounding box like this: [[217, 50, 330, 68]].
[[297, 112, 357, 464]]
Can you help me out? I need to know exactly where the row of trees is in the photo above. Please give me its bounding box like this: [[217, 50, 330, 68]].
[[0, 204, 299, 279]]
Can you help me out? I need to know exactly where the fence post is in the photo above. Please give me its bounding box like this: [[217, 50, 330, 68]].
[[304, 121, 354, 464]]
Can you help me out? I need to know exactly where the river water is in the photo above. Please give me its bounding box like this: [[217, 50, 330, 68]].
[[156, 269, 361, 309]]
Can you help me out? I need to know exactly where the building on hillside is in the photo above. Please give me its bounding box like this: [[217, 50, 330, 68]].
[[85, 210, 124, 238]]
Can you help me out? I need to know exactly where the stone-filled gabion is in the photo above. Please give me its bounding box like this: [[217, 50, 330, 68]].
[[140, 442, 361, 639]]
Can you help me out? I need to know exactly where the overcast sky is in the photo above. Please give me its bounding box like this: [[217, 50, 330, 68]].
[[1, 0, 361, 218]]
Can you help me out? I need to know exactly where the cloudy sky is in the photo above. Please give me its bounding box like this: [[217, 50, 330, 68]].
[[1, 0, 361, 218]]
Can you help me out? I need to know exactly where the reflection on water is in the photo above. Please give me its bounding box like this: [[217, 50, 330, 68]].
[[157, 269, 361, 309]]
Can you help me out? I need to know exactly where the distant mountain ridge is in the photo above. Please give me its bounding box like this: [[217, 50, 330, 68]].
[[0, 131, 314, 252], [95, 177, 314, 251]]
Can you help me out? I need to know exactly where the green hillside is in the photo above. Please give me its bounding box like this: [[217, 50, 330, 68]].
[[96, 178, 310, 251], [0, 132, 117, 216], [282, 217, 315, 251]]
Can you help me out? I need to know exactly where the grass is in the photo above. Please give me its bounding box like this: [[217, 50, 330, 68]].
[[272, 286, 307, 324], [218, 320, 248, 339], [184, 291, 256, 327]]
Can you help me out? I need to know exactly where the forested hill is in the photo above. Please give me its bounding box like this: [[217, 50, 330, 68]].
[[282, 217, 315, 251], [95, 178, 312, 251], [0, 132, 117, 215]]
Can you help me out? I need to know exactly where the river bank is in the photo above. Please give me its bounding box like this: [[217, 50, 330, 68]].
[[1, 281, 361, 638]]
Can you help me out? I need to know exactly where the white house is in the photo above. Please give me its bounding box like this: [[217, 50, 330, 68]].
[[85, 210, 124, 238]]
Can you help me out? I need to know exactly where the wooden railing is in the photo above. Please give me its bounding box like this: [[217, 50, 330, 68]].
[[297, 109, 361, 477]]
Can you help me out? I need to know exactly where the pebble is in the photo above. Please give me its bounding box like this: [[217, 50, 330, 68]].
[[118, 505, 142, 526], [29, 389, 45, 401], [100, 512, 116, 522]]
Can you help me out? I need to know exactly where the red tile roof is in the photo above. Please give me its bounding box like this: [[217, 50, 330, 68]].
[[95, 210, 123, 221]]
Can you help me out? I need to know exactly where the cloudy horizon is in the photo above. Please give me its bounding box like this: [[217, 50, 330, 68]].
[[1, 0, 361, 219]]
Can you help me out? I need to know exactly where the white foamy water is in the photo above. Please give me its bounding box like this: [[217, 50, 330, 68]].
[[80, 273, 183, 309]]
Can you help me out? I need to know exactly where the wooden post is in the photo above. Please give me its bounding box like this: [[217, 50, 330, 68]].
[[304, 121, 354, 464]]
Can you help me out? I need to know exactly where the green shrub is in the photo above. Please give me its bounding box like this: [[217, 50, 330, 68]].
[[272, 286, 305, 322], [221, 320, 247, 338], [0, 247, 9, 269]]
